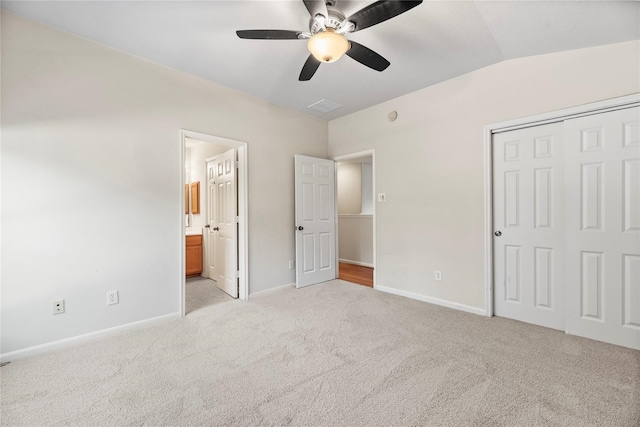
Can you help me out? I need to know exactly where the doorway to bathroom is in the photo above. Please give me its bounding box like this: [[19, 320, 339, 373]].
[[181, 130, 248, 316]]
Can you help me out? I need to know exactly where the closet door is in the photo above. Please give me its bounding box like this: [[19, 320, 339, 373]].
[[493, 122, 565, 330], [564, 107, 640, 349]]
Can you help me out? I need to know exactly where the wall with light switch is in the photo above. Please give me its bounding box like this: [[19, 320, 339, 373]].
[[328, 40, 640, 311]]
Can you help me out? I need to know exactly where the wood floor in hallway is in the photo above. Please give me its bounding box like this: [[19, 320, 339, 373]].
[[338, 262, 373, 287]]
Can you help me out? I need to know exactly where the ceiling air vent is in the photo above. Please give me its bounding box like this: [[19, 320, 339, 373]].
[[307, 99, 341, 113]]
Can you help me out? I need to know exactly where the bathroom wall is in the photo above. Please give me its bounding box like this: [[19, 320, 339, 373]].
[[187, 140, 229, 231]]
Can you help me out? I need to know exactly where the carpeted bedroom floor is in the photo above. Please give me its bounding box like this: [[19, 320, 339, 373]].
[[1, 279, 639, 426]]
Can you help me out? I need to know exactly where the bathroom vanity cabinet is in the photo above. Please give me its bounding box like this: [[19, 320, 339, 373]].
[[186, 234, 203, 277]]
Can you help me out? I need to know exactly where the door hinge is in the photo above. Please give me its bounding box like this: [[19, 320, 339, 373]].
[[235, 271, 240, 279], [235, 161, 239, 168], [235, 216, 240, 223]]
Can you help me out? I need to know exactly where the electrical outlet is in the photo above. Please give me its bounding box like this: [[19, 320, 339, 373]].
[[435, 271, 442, 281], [289, 260, 295, 269], [107, 290, 119, 306], [53, 300, 65, 315]]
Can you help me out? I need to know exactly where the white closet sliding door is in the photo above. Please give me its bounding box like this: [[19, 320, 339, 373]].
[[493, 106, 640, 350], [564, 107, 640, 349], [493, 122, 565, 331]]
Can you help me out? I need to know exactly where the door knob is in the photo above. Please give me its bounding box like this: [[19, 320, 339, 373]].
[[204, 225, 210, 228], [297, 226, 304, 231], [494, 231, 502, 237], [213, 227, 219, 231]]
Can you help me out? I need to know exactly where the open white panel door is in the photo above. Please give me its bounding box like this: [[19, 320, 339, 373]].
[[206, 158, 219, 282], [294, 155, 336, 288], [211, 148, 238, 298]]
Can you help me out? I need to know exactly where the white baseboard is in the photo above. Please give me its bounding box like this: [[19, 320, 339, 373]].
[[249, 283, 295, 297], [0, 312, 181, 363], [338, 259, 374, 268], [376, 285, 487, 316]]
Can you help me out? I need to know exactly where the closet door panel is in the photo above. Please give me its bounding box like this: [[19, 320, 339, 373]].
[[493, 122, 565, 330], [564, 106, 640, 350]]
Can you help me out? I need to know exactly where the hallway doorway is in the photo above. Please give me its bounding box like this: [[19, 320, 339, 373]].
[[333, 150, 376, 289]]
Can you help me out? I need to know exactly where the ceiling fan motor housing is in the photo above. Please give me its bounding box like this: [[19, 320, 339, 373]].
[[310, 7, 346, 35]]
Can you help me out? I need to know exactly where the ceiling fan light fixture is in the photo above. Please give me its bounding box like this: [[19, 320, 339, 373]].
[[307, 29, 349, 63]]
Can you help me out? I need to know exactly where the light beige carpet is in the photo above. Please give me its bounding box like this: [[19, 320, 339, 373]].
[[184, 276, 229, 314], [1, 279, 639, 426]]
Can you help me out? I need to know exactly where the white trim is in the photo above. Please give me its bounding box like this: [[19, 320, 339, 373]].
[[332, 149, 376, 162], [338, 214, 373, 219], [339, 258, 374, 268], [483, 94, 640, 318], [0, 312, 181, 363], [249, 283, 295, 297], [489, 93, 640, 133], [332, 149, 377, 289], [483, 124, 494, 317], [180, 129, 249, 312], [377, 285, 486, 316], [180, 135, 187, 317], [237, 145, 249, 301]]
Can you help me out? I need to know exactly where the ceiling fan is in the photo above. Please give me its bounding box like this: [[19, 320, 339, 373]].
[[236, 0, 423, 81]]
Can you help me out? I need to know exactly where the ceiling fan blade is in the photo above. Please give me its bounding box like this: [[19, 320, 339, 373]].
[[346, 0, 423, 33], [299, 55, 321, 81], [236, 30, 302, 40], [346, 41, 390, 72], [303, 0, 328, 19]]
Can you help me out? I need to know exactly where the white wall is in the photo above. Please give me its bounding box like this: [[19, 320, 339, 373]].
[[361, 163, 373, 215], [1, 13, 327, 356], [329, 40, 640, 311], [338, 216, 373, 266], [337, 163, 362, 214]]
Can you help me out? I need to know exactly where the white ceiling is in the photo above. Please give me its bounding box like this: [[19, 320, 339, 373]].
[[2, 1, 638, 120]]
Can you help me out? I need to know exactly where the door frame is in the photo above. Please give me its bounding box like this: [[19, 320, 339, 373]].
[[332, 149, 377, 288], [180, 129, 249, 315], [483, 93, 640, 317]]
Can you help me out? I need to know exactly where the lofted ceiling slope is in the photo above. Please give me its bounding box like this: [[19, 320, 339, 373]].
[[2, 1, 639, 120]]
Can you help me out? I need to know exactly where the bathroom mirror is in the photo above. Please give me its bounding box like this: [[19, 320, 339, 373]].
[[190, 181, 200, 214], [185, 184, 189, 214]]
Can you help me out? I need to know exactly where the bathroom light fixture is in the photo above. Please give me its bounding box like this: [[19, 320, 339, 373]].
[[307, 29, 350, 63]]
